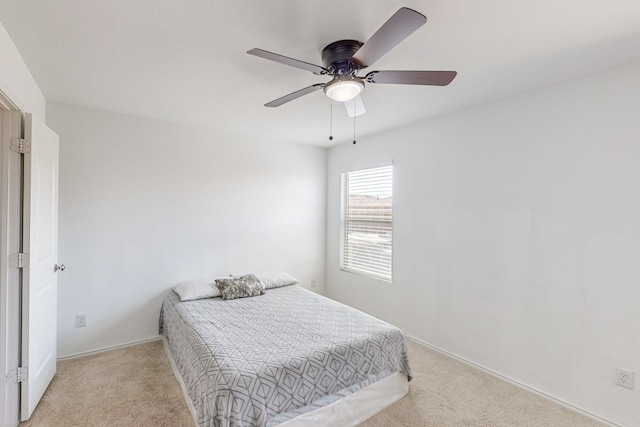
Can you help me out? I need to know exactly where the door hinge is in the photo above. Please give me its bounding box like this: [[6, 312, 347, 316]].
[[9, 253, 29, 268], [10, 137, 31, 154], [7, 367, 28, 383]]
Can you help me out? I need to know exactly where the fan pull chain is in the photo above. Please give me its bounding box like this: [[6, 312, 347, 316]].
[[328, 100, 334, 141], [352, 101, 357, 144]]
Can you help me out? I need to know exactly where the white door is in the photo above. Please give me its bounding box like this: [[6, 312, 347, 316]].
[[20, 113, 59, 420], [0, 101, 23, 427]]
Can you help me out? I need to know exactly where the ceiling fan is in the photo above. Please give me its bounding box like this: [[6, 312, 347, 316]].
[[247, 7, 457, 117]]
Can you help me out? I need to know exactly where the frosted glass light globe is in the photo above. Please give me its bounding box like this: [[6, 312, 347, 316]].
[[324, 78, 364, 102]]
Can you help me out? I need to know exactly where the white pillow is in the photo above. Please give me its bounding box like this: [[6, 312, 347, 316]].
[[173, 280, 221, 301], [255, 272, 299, 290]]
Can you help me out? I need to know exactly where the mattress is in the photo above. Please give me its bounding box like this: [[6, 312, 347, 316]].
[[160, 284, 411, 427]]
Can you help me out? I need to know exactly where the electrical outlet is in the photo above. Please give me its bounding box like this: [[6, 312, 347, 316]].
[[310, 279, 317, 288], [614, 368, 635, 390], [75, 313, 87, 328]]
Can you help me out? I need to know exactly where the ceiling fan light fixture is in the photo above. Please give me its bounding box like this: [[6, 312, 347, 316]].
[[324, 77, 364, 102]]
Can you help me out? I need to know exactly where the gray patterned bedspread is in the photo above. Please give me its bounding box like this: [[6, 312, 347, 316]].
[[160, 284, 411, 427]]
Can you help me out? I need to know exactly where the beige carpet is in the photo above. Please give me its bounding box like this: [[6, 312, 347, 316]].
[[20, 340, 193, 427], [360, 340, 604, 427], [20, 339, 604, 427]]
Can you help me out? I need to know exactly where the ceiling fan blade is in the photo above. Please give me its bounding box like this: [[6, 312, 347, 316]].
[[247, 48, 327, 75], [344, 95, 366, 117], [366, 70, 457, 86], [264, 84, 325, 107], [351, 8, 427, 68]]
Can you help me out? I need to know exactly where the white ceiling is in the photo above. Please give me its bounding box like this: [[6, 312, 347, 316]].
[[1, 0, 640, 147]]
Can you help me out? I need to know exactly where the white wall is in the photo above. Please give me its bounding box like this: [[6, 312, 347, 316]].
[[0, 21, 45, 118], [326, 60, 640, 426], [47, 102, 327, 357]]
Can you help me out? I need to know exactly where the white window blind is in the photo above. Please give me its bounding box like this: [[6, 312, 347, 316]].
[[340, 165, 393, 282]]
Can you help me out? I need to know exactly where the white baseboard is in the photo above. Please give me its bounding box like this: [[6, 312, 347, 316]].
[[57, 336, 163, 360], [407, 335, 620, 427]]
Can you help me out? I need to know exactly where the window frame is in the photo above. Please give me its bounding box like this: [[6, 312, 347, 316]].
[[339, 165, 393, 283]]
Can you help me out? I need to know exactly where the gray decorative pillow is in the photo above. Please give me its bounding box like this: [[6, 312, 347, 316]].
[[215, 274, 265, 300]]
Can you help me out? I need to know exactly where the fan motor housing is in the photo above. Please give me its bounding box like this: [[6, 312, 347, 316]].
[[321, 40, 363, 74]]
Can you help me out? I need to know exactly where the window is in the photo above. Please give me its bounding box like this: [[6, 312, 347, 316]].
[[340, 165, 393, 282]]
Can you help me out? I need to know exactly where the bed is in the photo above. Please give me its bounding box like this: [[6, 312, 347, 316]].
[[159, 278, 411, 427]]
